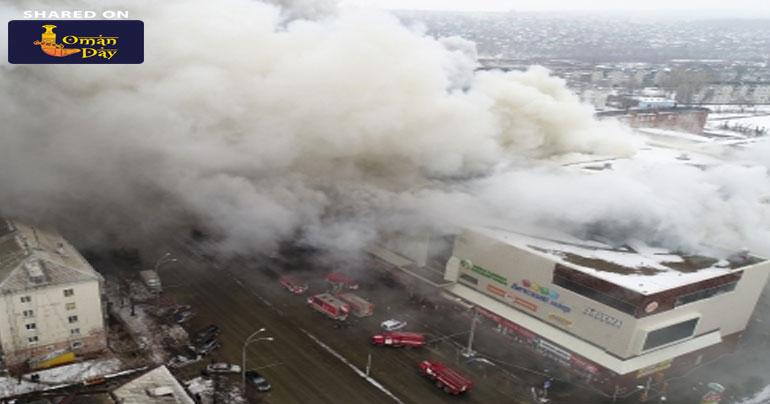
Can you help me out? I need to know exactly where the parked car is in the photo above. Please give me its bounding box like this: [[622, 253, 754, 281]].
[[203, 362, 241, 375], [167, 354, 202, 369], [244, 370, 272, 392], [193, 325, 221, 344], [174, 309, 195, 324], [380, 319, 407, 331], [192, 337, 221, 355]]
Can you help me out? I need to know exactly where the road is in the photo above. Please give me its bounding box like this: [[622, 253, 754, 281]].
[[158, 240, 530, 404]]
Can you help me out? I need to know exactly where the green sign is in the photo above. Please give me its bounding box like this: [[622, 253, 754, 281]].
[[470, 265, 508, 285]]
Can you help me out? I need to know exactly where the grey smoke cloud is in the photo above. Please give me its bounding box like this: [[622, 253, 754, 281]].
[[1, 0, 768, 259]]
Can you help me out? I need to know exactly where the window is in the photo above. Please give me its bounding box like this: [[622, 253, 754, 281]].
[[553, 274, 637, 315], [68, 315, 78, 323], [70, 341, 82, 349], [25, 323, 36, 330], [20, 296, 31, 303], [643, 318, 699, 351], [459, 273, 479, 286], [28, 336, 38, 344], [675, 282, 737, 307], [65, 302, 76, 311], [70, 328, 80, 336], [23, 310, 34, 318], [63, 288, 74, 297]]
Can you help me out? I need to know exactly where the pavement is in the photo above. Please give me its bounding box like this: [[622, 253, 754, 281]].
[[156, 239, 532, 404]]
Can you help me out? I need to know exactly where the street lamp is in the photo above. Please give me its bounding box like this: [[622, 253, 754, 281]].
[[242, 328, 274, 390], [154, 252, 178, 272]]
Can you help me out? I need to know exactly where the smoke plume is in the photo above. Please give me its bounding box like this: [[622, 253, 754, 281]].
[[1, 0, 769, 260]]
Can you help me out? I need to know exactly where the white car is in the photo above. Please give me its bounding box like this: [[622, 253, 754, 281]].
[[203, 362, 242, 375], [380, 319, 407, 331]]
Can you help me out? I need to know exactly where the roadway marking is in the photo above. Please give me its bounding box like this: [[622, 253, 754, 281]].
[[300, 328, 406, 404]]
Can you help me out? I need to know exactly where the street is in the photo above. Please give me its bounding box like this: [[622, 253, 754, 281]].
[[157, 239, 532, 404]]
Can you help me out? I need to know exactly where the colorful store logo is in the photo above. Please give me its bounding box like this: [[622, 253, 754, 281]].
[[511, 279, 571, 313]]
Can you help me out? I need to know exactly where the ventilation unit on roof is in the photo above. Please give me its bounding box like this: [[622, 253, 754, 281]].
[[56, 242, 67, 257], [146, 386, 174, 397], [25, 260, 46, 284]]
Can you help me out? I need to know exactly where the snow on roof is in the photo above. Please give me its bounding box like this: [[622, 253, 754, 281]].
[[473, 227, 764, 295], [0, 220, 102, 293], [113, 366, 194, 404]]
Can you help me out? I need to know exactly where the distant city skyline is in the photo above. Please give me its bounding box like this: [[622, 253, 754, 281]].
[[343, 0, 770, 17]]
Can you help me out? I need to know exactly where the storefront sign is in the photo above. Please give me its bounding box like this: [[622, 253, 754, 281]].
[[570, 355, 599, 374], [514, 297, 538, 312], [460, 259, 508, 285], [486, 284, 507, 298], [547, 313, 573, 328], [511, 279, 572, 313], [537, 338, 572, 363], [583, 307, 623, 329], [636, 359, 672, 378]]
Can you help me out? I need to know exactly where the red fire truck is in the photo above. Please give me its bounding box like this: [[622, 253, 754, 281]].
[[325, 272, 359, 290], [337, 292, 374, 317], [279, 275, 308, 294], [371, 332, 425, 348], [418, 360, 473, 395], [307, 293, 350, 321]]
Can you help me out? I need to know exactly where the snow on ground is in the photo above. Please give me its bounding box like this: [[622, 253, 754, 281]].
[[104, 277, 185, 365], [717, 115, 770, 131], [736, 384, 770, 404], [706, 105, 770, 114], [113, 303, 170, 364], [637, 127, 714, 143], [184, 376, 246, 404], [0, 358, 122, 398], [30, 357, 122, 384]]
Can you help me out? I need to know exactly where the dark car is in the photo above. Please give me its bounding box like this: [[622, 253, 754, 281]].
[[174, 310, 195, 324], [193, 325, 220, 344], [192, 337, 221, 355], [244, 370, 271, 392]]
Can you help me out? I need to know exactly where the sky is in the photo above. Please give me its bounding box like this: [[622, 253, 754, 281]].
[[343, 0, 770, 16]]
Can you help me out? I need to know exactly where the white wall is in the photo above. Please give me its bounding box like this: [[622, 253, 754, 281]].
[[451, 229, 770, 359], [0, 280, 104, 356]]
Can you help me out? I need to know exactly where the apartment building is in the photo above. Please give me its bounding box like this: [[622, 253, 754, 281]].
[[0, 219, 107, 369]]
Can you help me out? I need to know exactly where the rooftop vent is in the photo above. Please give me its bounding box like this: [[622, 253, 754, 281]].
[[146, 386, 174, 397], [25, 260, 46, 284]]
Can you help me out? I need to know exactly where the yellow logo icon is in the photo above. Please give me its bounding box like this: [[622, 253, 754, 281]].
[[33, 25, 81, 57]]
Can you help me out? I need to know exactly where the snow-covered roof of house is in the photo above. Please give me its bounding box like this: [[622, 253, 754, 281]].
[[112, 366, 194, 404], [473, 226, 764, 295], [0, 218, 102, 294]]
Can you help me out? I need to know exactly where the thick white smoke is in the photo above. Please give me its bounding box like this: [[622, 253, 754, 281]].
[[1, 0, 768, 259]]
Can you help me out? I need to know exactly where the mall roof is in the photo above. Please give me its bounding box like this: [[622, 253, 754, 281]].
[[471, 226, 765, 295]]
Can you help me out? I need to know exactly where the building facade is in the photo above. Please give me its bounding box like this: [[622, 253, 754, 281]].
[[370, 227, 770, 398], [0, 219, 107, 369]]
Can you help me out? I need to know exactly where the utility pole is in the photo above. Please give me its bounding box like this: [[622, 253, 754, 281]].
[[242, 328, 274, 391], [462, 310, 479, 357]]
